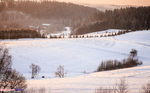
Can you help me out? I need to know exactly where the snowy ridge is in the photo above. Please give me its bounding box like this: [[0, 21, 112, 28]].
[[80, 4, 133, 11]]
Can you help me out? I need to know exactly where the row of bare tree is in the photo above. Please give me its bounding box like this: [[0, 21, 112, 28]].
[[29, 64, 66, 79], [95, 78, 150, 93]]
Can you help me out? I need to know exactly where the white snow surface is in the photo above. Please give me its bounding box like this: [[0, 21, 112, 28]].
[[85, 29, 131, 37], [0, 30, 150, 93], [86, 29, 122, 34], [50, 27, 71, 37], [42, 23, 51, 26]]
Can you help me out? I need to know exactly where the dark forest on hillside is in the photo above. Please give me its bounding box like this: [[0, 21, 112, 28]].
[[0, 0, 97, 19], [0, 0, 98, 29], [0, 29, 44, 39], [0, 0, 150, 35], [72, 7, 150, 35]]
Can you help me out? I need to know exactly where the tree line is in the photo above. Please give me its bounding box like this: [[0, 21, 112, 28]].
[[72, 6, 150, 35], [97, 49, 143, 72], [0, 29, 44, 39], [49, 30, 136, 39]]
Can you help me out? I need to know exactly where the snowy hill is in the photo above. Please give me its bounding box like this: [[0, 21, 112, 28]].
[[0, 30, 150, 93]]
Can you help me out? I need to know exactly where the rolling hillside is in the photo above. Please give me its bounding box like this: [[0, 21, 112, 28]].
[[0, 30, 150, 92]]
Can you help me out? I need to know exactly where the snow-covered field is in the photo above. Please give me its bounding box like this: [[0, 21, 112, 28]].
[[0, 30, 150, 93]]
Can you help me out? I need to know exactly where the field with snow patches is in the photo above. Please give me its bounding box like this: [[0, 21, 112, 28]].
[[0, 30, 150, 93]]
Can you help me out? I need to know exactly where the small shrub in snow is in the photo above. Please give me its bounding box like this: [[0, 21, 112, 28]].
[[140, 82, 150, 93], [53, 35, 56, 39], [73, 35, 76, 38], [58, 35, 61, 38], [95, 87, 113, 93], [62, 34, 65, 38], [49, 34, 52, 39], [108, 34, 112, 37], [118, 31, 122, 35], [104, 35, 107, 37], [114, 78, 129, 93], [95, 78, 128, 93], [76, 35, 78, 38], [42, 76, 45, 78]]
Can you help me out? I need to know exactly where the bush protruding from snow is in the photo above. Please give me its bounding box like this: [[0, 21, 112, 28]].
[[141, 82, 150, 93], [95, 78, 129, 93]]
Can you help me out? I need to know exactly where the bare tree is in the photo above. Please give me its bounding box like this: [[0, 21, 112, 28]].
[[114, 78, 129, 93], [0, 46, 27, 92], [9, 69, 27, 89], [0, 47, 12, 90], [30, 63, 41, 78], [35, 65, 41, 78], [141, 82, 150, 93], [0, 47, 12, 78], [55, 65, 66, 78], [130, 49, 138, 58], [30, 64, 35, 78]]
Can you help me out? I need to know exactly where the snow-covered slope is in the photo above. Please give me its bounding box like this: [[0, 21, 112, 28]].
[[0, 30, 150, 93], [27, 65, 150, 93]]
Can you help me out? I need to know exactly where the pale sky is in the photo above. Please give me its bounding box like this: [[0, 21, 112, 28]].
[[56, 0, 150, 6]]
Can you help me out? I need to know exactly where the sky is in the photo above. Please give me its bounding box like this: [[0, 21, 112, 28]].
[[56, 0, 150, 6]]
